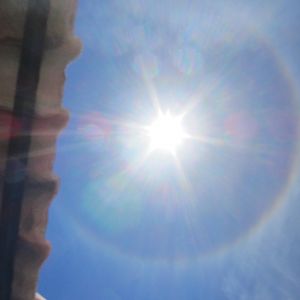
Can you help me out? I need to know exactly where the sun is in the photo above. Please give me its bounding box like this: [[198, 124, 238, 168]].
[[147, 111, 186, 153]]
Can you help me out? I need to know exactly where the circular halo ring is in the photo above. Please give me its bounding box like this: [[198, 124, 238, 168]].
[[64, 27, 300, 266]]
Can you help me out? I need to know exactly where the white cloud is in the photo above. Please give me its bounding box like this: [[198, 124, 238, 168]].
[[35, 293, 46, 300], [222, 188, 300, 300]]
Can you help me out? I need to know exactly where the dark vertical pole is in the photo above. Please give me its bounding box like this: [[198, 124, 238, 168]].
[[0, 1, 49, 299]]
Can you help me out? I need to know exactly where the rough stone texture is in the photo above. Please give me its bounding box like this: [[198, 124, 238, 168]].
[[0, 1, 81, 299]]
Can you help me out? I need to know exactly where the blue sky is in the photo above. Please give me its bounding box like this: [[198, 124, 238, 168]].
[[39, 1, 300, 299]]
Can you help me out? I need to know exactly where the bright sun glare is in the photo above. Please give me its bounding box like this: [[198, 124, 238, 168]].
[[147, 111, 186, 153]]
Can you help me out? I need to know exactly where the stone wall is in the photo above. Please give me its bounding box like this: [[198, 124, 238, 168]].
[[0, 1, 81, 299]]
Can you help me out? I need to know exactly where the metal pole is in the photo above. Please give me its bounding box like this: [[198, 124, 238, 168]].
[[0, 1, 49, 298]]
